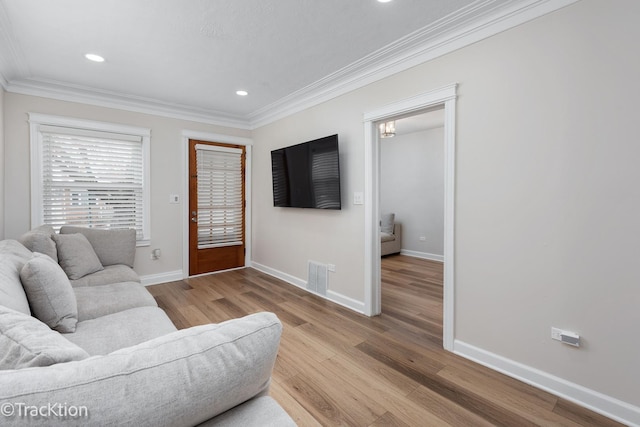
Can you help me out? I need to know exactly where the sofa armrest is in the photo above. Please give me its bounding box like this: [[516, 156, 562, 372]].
[[0, 312, 282, 426]]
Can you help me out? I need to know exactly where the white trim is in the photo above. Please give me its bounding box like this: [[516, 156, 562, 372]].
[[181, 130, 253, 278], [454, 340, 640, 427], [4, 1, 576, 129], [363, 84, 457, 351], [249, 0, 579, 128], [326, 290, 366, 314], [251, 262, 365, 314], [140, 270, 183, 287], [400, 249, 444, 263], [28, 113, 151, 137], [249, 261, 306, 289], [363, 85, 457, 122], [8, 78, 250, 130], [363, 120, 380, 316]]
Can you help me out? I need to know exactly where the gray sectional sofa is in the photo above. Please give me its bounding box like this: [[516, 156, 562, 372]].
[[0, 226, 295, 426]]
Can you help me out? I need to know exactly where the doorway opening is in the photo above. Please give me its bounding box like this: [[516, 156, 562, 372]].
[[379, 108, 446, 345], [363, 84, 457, 350]]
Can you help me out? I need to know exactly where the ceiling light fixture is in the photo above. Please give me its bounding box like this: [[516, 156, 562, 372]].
[[379, 121, 396, 138], [377, 0, 393, 3], [85, 53, 105, 63], [236, 90, 248, 96]]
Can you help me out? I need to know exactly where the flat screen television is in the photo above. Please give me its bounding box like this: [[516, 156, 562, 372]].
[[271, 134, 341, 210]]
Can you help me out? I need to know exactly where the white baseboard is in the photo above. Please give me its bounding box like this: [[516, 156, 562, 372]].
[[453, 340, 640, 427], [249, 261, 306, 288], [250, 261, 365, 314], [400, 249, 444, 262], [140, 270, 184, 286], [326, 290, 365, 314]]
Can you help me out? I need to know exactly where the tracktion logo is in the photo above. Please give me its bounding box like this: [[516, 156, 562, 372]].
[[1, 402, 89, 420]]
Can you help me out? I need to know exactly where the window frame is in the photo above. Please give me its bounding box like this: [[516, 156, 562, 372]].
[[29, 113, 151, 246]]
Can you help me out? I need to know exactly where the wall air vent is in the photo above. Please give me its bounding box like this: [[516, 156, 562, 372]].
[[307, 261, 328, 296]]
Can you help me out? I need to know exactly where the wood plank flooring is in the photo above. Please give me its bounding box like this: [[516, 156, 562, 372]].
[[147, 255, 622, 426]]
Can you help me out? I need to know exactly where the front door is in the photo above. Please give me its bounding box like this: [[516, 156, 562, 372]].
[[188, 139, 246, 275]]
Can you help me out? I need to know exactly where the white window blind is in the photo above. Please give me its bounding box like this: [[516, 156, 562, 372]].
[[29, 114, 150, 243], [196, 144, 244, 249]]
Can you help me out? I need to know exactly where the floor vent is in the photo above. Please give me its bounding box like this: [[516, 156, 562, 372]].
[[307, 261, 328, 296]]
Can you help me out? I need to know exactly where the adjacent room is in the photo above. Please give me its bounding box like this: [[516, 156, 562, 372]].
[[1, 0, 638, 425]]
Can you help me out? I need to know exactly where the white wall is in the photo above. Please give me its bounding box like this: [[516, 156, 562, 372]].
[[381, 126, 444, 257], [251, 0, 640, 418], [0, 87, 4, 239], [3, 92, 250, 278]]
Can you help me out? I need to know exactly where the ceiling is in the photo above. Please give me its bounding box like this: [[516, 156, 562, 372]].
[[0, 0, 565, 128]]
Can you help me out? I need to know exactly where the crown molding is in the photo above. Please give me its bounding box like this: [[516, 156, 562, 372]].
[[6, 78, 252, 130], [248, 0, 580, 129], [1, 0, 578, 130]]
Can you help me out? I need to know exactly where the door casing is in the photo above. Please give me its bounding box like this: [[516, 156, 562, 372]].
[[363, 83, 457, 351]]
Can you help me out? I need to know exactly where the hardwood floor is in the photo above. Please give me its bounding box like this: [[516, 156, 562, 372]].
[[147, 255, 622, 426]]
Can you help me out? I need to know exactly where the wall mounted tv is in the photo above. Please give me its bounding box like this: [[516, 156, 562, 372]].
[[271, 134, 341, 210]]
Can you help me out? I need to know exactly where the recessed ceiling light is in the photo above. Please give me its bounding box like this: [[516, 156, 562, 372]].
[[85, 53, 105, 63], [378, 0, 393, 3], [236, 90, 248, 96]]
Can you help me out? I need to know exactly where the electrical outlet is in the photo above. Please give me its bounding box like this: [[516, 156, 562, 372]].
[[169, 194, 180, 204], [551, 327, 580, 347]]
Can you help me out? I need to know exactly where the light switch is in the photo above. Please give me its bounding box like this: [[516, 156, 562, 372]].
[[353, 192, 364, 205]]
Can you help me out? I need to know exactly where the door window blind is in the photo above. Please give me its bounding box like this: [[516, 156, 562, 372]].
[[195, 144, 244, 249], [40, 126, 146, 239]]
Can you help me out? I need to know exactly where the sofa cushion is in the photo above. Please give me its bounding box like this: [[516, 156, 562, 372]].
[[60, 226, 136, 268], [70, 264, 140, 288], [0, 240, 34, 315], [380, 232, 396, 243], [18, 225, 58, 262], [0, 305, 89, 370], [381, 213, 395, 234], [74, 282, 158, 322], [0, 312, 282, 426], [64, 306, 177, 355], [53, 233, 104, 280], [20, 253, 79, 333], [197, 396, 296, 427]]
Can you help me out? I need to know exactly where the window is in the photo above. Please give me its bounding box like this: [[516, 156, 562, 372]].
[[195, 144, 244, 248], [29, 114, 150, 245]]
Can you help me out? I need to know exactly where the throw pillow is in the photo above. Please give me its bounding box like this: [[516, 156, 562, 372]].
[[0, 305, 89, 370], [381, 213, 395, 234], [20, 253, 79, 333], [18, 225, 58, 262], [53, 233, 104, 280]]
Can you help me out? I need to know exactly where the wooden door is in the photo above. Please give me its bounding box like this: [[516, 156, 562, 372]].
[[189, 139, 246, 275]]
